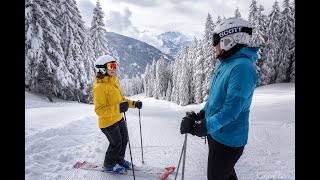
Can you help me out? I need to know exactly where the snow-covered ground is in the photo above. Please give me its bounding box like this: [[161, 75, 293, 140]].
[[25, 83, 295, 180]]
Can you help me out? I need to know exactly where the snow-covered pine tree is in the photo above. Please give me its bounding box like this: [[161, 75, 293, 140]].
[[143, 64, 152, 97], [193, 38, 205, 104], [25, 0, 73, 101], [259, 0, 281, 85], [201, 13, 215, 102], [188, 37, 198, 104], [216, 15, 222, 25], [248, 0, 261, 46], [155, 57, 168, 100], [56, 0, 89, 102], [165, 62, 173, 101], [150, 59, 157, 99], [90, 0, 111, 59], [178, 45, 191, 106], [81, 27, 96, 103], [234, 7, 241, 18], [171, 48, 184, 104], [119, 76, 143, 96], [275, 0, 295, 83], [165, 80, 172, 101], [136, 75, 144, 95], [253, 4, 268, 86], [289, 0, 295, 82]]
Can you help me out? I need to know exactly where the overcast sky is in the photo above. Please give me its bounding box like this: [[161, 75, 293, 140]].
[[76, 0, 285, 48]]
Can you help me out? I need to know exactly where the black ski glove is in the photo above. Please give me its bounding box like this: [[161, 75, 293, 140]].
[[180, 110, 207, 137], [135, 100, 142, 109], [197, 109, 205, 119], [120, 101, 129, 113], [180, 115, 196, 135], [194, 118, 207, 137], [180, 111, 198, 135]]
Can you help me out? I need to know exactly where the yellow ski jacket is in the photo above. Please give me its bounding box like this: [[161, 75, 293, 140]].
[[93, 75, 136, 128]]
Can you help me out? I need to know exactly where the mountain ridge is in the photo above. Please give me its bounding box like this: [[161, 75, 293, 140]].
[[106, 31, 174, 79]]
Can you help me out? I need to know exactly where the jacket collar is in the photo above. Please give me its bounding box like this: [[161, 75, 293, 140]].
[[222, 46, 260, 63], [95, 75, 117, 84]]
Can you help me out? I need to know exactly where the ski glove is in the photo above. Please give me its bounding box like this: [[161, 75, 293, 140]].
[[194, 118, 207, 137], [180, 116, 196, 135], [120, 101, 129, 113], [180, 111, 207, 137], [135, 100, 142, 109], [180, 111, 198, 135], [197, 109, 205, 119]]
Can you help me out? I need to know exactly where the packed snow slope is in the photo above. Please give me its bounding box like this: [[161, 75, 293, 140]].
[[25, 83, 295, 180]]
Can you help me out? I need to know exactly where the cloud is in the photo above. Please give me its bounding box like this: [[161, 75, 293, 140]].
[[106, 8, 135, 33], [76, 0, 95, 26], [105, 8, 166, 52], [110, 0, 160, 7]]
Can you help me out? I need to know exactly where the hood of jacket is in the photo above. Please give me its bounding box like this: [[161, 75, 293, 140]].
[[222, 46, 259, 63]]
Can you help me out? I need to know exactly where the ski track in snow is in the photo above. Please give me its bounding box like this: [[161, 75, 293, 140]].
[[25, 83, 295, 180]]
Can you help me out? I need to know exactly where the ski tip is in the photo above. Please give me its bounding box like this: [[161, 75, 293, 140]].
[[160, 172, 169, 180], [73, 161, 86, 168], [165, 166, 175, 172]]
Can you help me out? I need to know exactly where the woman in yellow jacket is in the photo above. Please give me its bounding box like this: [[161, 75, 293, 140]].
[[93, 55, 142, 173]]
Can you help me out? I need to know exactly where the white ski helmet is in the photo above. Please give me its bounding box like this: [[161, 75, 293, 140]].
[[212, 17, 252, 52], [94, 55, 116, 74]]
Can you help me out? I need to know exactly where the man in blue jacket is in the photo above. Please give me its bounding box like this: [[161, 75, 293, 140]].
[[180, 17, 259, 180]]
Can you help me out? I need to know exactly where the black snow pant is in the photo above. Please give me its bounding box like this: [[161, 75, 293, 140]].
[[207, 135, 244, 180], [100, 118, 128, 168]]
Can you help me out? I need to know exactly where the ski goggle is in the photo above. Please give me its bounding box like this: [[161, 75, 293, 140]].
[[107, 61, 117, 70], [212, 26, 252, 46]]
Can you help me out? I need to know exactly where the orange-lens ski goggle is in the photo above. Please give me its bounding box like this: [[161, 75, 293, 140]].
[[107, 62, 117, 70]]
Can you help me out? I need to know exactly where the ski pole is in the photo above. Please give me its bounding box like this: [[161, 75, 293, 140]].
[[181, 134, 187, 180], [138, 109, 144, 164], [174, 134, 187, 180], [123, 112, 136, 180]]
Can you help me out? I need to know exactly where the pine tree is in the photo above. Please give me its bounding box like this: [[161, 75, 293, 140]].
[[188, 37, 198, 104], [179, 45, 191, 106], [166, 80, 172, 101], [150, 59, 157, 99], [201, 13, 215, 102], [193, 38, 205, 104], [248, 0, 260, 46], [289, 0, 295, 82], [56, 0, 89, 102], [234, 7, 241, 18], [275, 0, 295, 83], [25, 0, 73, 101], [143, 64, 152, 97], [171, 49, 183, 104], [90, 0, 111, 58], [81, 27, 96, 102], [260, 0, 281, 85], [155, 58, 168, 99], [216, 15, 222, 24]]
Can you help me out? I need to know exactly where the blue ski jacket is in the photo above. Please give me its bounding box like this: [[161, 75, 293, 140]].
[[203, 47, 259, 147]]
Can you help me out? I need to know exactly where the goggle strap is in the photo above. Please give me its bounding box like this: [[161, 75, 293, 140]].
[[96, 64, 107, 68], [212, 26, 252, 46], [218, 26, 252, 39]]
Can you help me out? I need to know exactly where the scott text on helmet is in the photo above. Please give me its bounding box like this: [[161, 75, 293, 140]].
[[219, 27, 243, 38]]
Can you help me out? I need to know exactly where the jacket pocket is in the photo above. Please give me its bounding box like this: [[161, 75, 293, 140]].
[[220, 127, 223, 133]]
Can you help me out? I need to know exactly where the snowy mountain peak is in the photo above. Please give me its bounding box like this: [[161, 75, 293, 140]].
[[106, 32, 174, 79], [157, 31, 192, 58]]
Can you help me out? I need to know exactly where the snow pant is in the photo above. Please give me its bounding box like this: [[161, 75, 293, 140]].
[[207, 135, 244, 180], [100, 118, 128, 168]]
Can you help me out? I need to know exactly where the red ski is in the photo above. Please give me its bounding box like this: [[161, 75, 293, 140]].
[[74, 161, 175, 179]]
